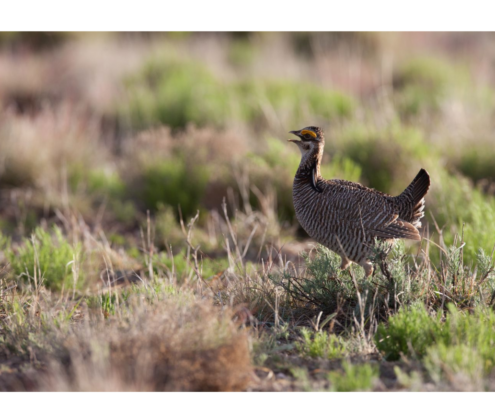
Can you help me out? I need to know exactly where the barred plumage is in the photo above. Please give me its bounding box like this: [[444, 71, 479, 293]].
[[289, 126, 430, 277]]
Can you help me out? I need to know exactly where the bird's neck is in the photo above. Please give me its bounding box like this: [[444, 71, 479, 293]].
[[296, 144, 324, 179]]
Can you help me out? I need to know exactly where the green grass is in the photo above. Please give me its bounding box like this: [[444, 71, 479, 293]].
[[297, 328, 346, 359], [4, 227, 83, 292], [328, 361, 379, 391], [376, 304, 495, 380]]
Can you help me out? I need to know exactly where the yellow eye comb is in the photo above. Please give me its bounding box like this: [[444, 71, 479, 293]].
[[301, 130, 317, 138]]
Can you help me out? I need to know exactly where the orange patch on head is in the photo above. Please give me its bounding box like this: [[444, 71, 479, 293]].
[[301, 129, 317, 138]]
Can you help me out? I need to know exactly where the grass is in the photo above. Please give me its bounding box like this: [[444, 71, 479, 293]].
[[328, 361, 379, 391], [297, 328, 346, 359], [3, 227, 83, 292]]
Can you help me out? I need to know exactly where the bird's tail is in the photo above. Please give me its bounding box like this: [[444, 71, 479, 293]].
[[395, 169, 430, 228]]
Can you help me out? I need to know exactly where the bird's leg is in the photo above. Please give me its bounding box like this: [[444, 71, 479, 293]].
[[340, 256, 351, 271], [359, 260, 374, 278]]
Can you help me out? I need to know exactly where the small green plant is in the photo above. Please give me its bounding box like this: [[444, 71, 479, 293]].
[[327, 361, 379, 391], [424, 344, 485, 387], [5, 227, 83, 292], [297, 328, 346, 359], [375, 304, 442, 361], [150, 250, 230, 281], [278, 245, 361, 317]]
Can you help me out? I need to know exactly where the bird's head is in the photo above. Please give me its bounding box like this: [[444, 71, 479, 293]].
[[287, 126, 325, 157]]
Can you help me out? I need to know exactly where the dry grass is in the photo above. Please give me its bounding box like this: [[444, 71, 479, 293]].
[[0, 282, 252, 391]]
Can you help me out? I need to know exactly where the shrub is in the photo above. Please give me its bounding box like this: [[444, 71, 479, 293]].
[[455, 146, 495, 184], [392, 57, 469, 119], [375, 304, 442, 361], [122, 59, 231, 130], [121, 57, 354, 132], [376, 304, 495, 371], [327, 361, 379, 391], [297, 328, 346, 359], [279, 241, 429, 325], [424, 344, 485, 388], [140, 157, 209, 218], [428, 171, 495, 264], [5, 227, 83, 292]]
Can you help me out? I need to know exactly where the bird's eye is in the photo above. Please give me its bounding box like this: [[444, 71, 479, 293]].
[[301, 129, 317, 139]]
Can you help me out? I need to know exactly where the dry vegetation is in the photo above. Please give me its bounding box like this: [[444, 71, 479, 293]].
[[1, 32, 495, 391]]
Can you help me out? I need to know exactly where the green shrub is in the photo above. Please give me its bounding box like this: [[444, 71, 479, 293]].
[[67, 167, 136, 225], [122, 59, 232, 130], [297, 328, 346, 359], [5, 227, 83, 291], [140, 157, 209, 218], [375, 304, 442, 361], [424, 344, 485, 386], [121, 57, 354, 131], [279, 241, 429, 324], [237, 80, 354, 128], [392, 57, 469, 118], [376, 304, 495, 370], [328, 361, 379, 391], [429, 171, 495, 264], [455, 147, 495, 183]]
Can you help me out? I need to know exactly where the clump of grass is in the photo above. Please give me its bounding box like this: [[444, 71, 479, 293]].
[[150, 249, 230, 282], [4, 227, 83, 292], [277, 242, 425, 326], [423, 344, 485, 389], [1, 283, 252, 391], [327, 361, 379, 391], [297, 328, 346, 359], [375, 304, 442, 361], [375, 303, 495, 374]]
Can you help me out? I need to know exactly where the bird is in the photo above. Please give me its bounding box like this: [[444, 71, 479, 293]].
[[288, 126, 430, 277]]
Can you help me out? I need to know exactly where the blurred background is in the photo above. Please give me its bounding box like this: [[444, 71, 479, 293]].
[[1, 32, 495, 278]]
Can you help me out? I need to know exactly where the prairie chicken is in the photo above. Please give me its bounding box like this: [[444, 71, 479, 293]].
[[289, 126, 430, 277]]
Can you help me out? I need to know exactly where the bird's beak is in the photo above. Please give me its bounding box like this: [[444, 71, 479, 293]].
[[287, 130, 301, 143]]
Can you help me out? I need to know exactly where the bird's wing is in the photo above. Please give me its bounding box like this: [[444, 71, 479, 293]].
[[323, 181, 421, 240]]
